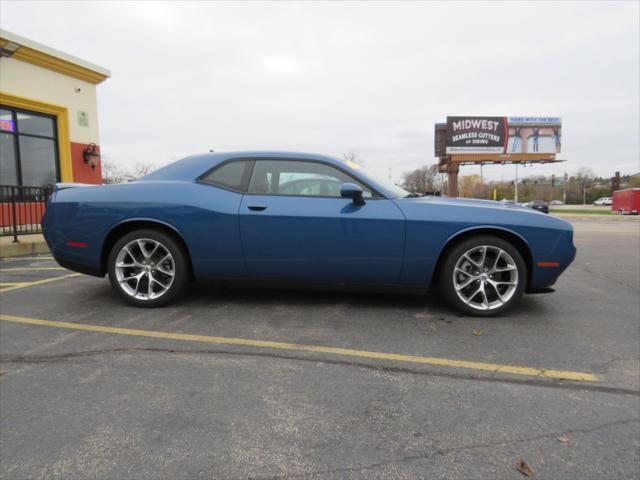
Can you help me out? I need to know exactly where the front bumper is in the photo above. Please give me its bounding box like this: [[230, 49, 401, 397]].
[[529, 230, 577, 289]]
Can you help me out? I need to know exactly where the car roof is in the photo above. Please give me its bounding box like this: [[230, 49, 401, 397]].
[[141, 151, 345, 183], [138, 151, 400, 198]]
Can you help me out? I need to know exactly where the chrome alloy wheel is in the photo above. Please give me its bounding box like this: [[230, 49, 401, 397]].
[[114, 238, 175, 300], [452, 245, 519, 311]]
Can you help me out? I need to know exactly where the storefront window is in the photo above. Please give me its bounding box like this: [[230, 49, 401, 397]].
[[0, 132, 18, 185], [17, 111, 55, 137], [0, 106, 59, 186]]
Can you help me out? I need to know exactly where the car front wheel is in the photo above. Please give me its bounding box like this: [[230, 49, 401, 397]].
[[440, 236, 527, 316], [108, 229, 188, 307]]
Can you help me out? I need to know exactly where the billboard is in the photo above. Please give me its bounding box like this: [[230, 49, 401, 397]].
[[506, 117, 561, 154], [445, 116, 561, 154], [446, 116, 507, 154]]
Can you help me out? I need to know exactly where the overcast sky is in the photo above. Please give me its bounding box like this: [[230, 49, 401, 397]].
[[2, 1, 639, 182]]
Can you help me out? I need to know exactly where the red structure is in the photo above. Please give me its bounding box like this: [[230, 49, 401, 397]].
[[0, 200, 46, 228], [612, 188, 640, 215]]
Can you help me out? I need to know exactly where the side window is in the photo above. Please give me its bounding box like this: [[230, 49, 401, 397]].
[[248, 160, 372, 198], [199, 160, 254, 192]]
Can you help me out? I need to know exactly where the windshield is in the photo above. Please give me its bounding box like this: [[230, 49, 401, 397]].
[[344, 161, 412, 198]]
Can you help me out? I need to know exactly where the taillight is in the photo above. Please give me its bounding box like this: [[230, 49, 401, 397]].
[[66, 241, 89, 248]]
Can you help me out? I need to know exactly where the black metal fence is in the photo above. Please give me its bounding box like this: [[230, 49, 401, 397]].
[[0, 185, 53, 242]]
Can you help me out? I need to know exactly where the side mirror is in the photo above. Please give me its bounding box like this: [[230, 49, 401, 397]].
[[340, 183, 365, 206]]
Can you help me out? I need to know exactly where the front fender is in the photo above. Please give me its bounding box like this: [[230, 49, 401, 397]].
[[443, 225, 533, 255]]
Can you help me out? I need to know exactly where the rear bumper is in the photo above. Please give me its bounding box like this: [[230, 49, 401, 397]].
[[42, 208, 105, 278], [55, 257, 103, 277]]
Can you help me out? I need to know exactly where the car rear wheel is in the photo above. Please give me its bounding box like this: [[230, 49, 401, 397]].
[[108, 229, 188, 307], [440, 236, 527, 317]]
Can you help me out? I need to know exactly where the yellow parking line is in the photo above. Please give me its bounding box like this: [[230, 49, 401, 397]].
[[0, 267, 66, 272], [0, 313, 599, 382], [0, 274, 80, 293]]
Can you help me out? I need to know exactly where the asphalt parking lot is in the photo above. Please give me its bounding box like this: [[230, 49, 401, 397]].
[[1, 218, 639, 479]]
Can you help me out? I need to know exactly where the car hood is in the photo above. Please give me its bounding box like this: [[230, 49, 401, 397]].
[[397, 196, 534, 211], [393, 195, 573, 232]]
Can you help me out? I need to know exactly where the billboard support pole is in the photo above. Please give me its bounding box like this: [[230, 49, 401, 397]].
[[447, 161, 459, 197], [514, 163, 519, 203]]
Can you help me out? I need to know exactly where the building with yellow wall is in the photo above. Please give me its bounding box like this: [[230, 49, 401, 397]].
[[0, 29, 110, 186]]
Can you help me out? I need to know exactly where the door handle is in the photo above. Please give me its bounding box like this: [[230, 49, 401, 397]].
[[247, 204, 267, 211]]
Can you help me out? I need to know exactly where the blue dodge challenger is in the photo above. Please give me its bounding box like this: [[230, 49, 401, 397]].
[[42, 151, 576, 316]]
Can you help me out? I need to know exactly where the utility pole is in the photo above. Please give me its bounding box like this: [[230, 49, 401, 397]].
[[480, 164, 484, 184], [563, 171, 568, 204], [514, 163, 519, 204], [612, 171, 620, 194]]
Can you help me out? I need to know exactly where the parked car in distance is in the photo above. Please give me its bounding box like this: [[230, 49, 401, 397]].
[[42, 151, 577, 317], [549, 200, 564, 206], [525, 200, 550, 214], [593, 197, 613, 206]]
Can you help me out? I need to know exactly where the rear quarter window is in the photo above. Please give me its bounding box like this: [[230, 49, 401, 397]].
[[199, 160, 254, 192]]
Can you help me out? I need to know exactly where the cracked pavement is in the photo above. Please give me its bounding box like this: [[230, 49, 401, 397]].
[[1, 218, 639, 479]]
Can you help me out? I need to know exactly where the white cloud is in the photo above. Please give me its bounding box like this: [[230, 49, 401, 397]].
[[261, 55, 301, 75]]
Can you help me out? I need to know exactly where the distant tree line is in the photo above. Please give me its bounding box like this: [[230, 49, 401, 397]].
[[401, 165, 441, 194], [400, 165, 639, 204]]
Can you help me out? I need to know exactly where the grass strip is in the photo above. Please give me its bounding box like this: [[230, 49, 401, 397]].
[[551, 209, 613, 215]]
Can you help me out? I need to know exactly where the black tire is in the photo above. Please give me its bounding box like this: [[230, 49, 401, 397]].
[[108, 229, 188, 307], [439, 235, 527, 317]]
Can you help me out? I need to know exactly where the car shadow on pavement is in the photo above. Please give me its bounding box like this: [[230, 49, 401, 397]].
[[178, 279, 549, 320], [186, 280, 443, 308], [73, 275, 551, 326]]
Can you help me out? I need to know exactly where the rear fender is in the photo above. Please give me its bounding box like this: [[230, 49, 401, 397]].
[[100, 218, 193, 278]]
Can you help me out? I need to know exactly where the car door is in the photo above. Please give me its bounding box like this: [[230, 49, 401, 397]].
[[192, 158, 255, 278], [238, 159, 405, 284]]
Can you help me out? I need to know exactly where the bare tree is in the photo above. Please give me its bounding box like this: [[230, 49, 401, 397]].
[[401, 165, 440, 194], [341, 150, 364, 166], [458, 174, 491, 199], [574, 167, 596, 205], [101, 159, 129, 184], [132, 162, 155, 179]]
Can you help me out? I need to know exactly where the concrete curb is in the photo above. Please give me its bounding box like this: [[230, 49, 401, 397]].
[[0, 236, 50, 258]]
